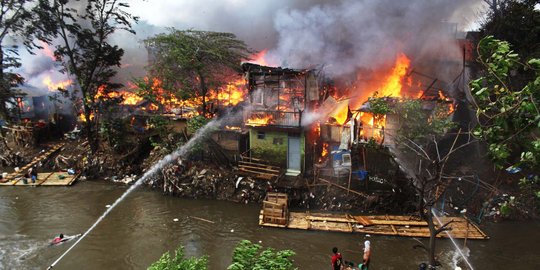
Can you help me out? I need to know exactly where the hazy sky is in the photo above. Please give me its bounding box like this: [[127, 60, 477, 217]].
[[16, 0, 488, 91]]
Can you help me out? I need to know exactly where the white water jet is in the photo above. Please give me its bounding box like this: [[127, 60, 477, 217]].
[[451, 246, 470, 269], [431, 209, 474, 270], [47, 118, 221, 269]]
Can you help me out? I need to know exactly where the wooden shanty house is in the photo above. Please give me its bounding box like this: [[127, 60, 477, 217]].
[[240, 63, 320, 180]]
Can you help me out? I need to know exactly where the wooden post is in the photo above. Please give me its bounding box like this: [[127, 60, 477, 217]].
[[362, 147, 368, 190], [464, 220, 470, 248], [347, 167, 352, 195]]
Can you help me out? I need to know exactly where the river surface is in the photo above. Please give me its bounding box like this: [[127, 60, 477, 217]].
[[1, 181, 539, 270]]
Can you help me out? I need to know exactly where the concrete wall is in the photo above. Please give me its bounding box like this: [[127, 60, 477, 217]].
[[249, 128, 305, 170]]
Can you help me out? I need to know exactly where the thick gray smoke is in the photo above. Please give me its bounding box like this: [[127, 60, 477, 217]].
[[268, 0, 483, 77], [14, 0, 485, 91]]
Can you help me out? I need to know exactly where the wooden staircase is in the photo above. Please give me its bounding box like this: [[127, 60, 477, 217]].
[[238, 155, 282, 181]]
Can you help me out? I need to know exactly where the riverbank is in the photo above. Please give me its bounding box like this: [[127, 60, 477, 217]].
[[2, 138, 536, 222]]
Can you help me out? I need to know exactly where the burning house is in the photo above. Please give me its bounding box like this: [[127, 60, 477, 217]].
[[241, 63, 320, 177]]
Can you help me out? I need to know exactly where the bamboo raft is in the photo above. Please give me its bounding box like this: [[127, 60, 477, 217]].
[[259, 193, 489, 240], [0, 142, 78, 186], [1, 171, 80, 186]]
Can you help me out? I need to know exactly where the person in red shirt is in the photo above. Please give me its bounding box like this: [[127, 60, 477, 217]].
[[331, 247, 344, 270], [51, 234, 64, 245]]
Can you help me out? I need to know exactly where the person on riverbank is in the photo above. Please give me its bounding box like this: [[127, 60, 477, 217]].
[[331, 247, 344, 270]]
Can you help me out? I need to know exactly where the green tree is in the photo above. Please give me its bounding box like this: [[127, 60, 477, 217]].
[[480, 0, 539, 97], [147, 246, 208, 270], [228, 240, 296, 270], [391, 98, 466, 267], [0, 0, 35, 120], [470, 36, 540, 209], [148, 241, 296, 270], [481, 0, 539, 60], [144, 29, 250, 116], [394, 99, 455, 145], [34, 0, 138, 153]]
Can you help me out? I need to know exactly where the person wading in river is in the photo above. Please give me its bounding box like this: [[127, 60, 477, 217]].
[[331, 247, 344, 270], [359, 240, 371, 269]]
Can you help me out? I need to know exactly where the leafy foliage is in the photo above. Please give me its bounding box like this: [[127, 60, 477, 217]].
[[394, 99, 455, 146], [34, 0, 138, 152], [481, 0, 539, 60], [368, 92, 393, 116], [147, 115, 179, 153], [144, 29, 250, 116], [227, 240, 297, 270], [184, 115, 212, 158], [187, 115, 210, 135], [367, 92, 393, 131], [148, 241, 296, 270], [147, 246, 208, 270], [0, 0, 35, 119], [470, 36, 540, 215], [470, 36, 540, 171]]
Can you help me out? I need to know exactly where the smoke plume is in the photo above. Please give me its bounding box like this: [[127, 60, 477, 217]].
[[268, 0, 483, 77], [13, 0, 485, 91]]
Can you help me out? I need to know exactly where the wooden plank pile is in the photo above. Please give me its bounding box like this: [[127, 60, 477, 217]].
[[260, 192, 289, 226], [238, 156, 282, 181]]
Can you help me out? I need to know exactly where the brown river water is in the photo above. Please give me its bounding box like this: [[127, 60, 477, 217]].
[[1, 181, 539, 270]]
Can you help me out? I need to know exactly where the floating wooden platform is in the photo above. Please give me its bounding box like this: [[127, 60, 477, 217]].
[[259, 211, 489, 240], [0, 172, 79, 186], [259, 192, 488, 240], [0, 142, 65, 184]]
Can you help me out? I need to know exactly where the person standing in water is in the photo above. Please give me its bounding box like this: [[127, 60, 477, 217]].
[[331, 247, 344, 270], [360, 240, 371, 269]]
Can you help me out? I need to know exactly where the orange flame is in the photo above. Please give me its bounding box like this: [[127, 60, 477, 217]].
[[208, 79, 246, 106], [225, 126, 241, 131], [247, 49, 270, 66], [350, 53, 411, 109], [79, 112, 95, 122], [377, 53, 411, 98], [321, 143, 329, 157], [332, 103, 349, 125], [246, 114, 273, 126], [43, 76, 72, 92], [448, 103, 455, 114]]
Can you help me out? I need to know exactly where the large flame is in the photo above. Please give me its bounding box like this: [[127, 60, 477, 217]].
[[94, 85, 144, 105], [350, 53, 412, 109], [43, 76, 72, 92], [378, 53, 411, 98], [208, 79, 246, 106], [246, 114, 273, 126], [90, 76, 247, 118], [329, 99, 349, 125], [248, 49, 270, 66]]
